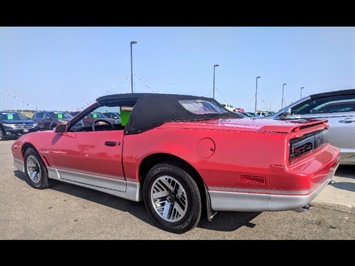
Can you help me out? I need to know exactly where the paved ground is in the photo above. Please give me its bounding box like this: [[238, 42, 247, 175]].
[[312, 164, 354, 209], [1, 140, 354, 239]]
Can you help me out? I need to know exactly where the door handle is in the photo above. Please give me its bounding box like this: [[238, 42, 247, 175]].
[[339, 117, 355, 123], [105, 141, 117, 146]]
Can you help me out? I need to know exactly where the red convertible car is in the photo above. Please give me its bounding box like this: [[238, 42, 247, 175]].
[[11, 93, 340, 234]]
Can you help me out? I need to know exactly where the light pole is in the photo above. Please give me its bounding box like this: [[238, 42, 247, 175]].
[[300, 87, 304, 99], [212, 64, 219, 99], [130, 41, 137, 93], [255, 76, 261, 113], [281, 83, 286, 109]]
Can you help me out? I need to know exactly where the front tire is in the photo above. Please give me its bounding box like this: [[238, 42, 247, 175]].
[[143, 163, 202, 234], [0, 128, 6, 141], [24, 147, 49, 189]]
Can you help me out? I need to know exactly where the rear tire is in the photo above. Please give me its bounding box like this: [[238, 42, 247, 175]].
[[143, 163, 202, 234], [24, 147, 49, 189]]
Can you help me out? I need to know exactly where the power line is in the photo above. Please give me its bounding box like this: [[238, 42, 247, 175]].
[[134, 73, 152, 91], [1, 90, 38, 110]]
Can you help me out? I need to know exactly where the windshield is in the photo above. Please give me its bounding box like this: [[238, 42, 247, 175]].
[[89, 112, 109, 119], [49, 112, 73, 119], [1, 112, 30, 120], [290, 94, 355, 115]]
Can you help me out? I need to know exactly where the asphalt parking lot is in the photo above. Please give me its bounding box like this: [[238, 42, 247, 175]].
[[0, 139, 354, 240]]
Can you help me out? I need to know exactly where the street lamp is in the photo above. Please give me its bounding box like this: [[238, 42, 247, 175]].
[[130, 41, 137, 93], [212, 64, 219, 99], [300, 87, 304, 99], [255, 76, 261, 113], [281, 83, 287, 109]]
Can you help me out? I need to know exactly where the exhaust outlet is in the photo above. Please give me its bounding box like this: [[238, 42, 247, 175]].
[[294, 204, 313, 212]]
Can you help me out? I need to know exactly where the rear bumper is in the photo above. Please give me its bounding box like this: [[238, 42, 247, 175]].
[[209, 145, 340, 212], [209, 164, 338, 212]]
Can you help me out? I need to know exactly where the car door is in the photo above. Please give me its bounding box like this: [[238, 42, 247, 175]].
[[47, 129, 126, 192], [33, 112, 46, 130], [43, 112, 54, 129]]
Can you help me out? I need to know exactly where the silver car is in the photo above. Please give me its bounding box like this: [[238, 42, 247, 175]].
[[264, 88, 355, 165]]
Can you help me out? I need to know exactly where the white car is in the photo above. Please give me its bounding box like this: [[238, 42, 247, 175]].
[[221, 103, 236, 112], [264, 88, 355, 165]]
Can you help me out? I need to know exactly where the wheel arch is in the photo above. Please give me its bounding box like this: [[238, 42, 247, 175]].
[[21, 143, 49, 167], [139, 153, 211, 219], [21, 143, 37, 157]]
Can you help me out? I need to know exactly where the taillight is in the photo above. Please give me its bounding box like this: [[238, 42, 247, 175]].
[[289, 129, 329, 162]]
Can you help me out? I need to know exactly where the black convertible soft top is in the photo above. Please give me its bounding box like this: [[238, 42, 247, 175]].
[[97, 93, 241, 135]]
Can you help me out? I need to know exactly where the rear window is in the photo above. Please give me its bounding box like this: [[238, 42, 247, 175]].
[[179, 99, 228, 115]]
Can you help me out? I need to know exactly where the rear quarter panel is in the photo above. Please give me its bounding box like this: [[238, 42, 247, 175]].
[[121, 123, 288, 191], [123, 120, 339, 196]]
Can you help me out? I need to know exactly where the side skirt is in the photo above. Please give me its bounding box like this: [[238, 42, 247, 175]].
[[47, 167, 142, 202]]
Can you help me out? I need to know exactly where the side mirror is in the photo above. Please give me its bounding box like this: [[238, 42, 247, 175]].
[[55, 124, 67, 133], [283, 108, 291, 117], [279, 108, 291, 120], [280, 108, 302, 120]]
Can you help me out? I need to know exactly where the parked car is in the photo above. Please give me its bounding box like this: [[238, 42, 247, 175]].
[[11, 93, 340, 233], [32, 111, 73, 130], [235, 107, 246, 113], [222, 104, 248, 117], [221, 103, 236, 112], [69, 111, 81, 117], [235, 111, 251, 119], [103, 111, 120, 122], [255, 110, 273, 117], [246, 111, 257, 117], [0, 111, 38, 140], [263, 88, 355, 165], [76, 111, 117, 125]]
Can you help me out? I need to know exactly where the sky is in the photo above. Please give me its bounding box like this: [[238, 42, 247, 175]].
[[1, 26, 354, 113]]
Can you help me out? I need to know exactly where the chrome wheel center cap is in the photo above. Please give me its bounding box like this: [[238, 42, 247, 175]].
[[166, 194, 175, 203]]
